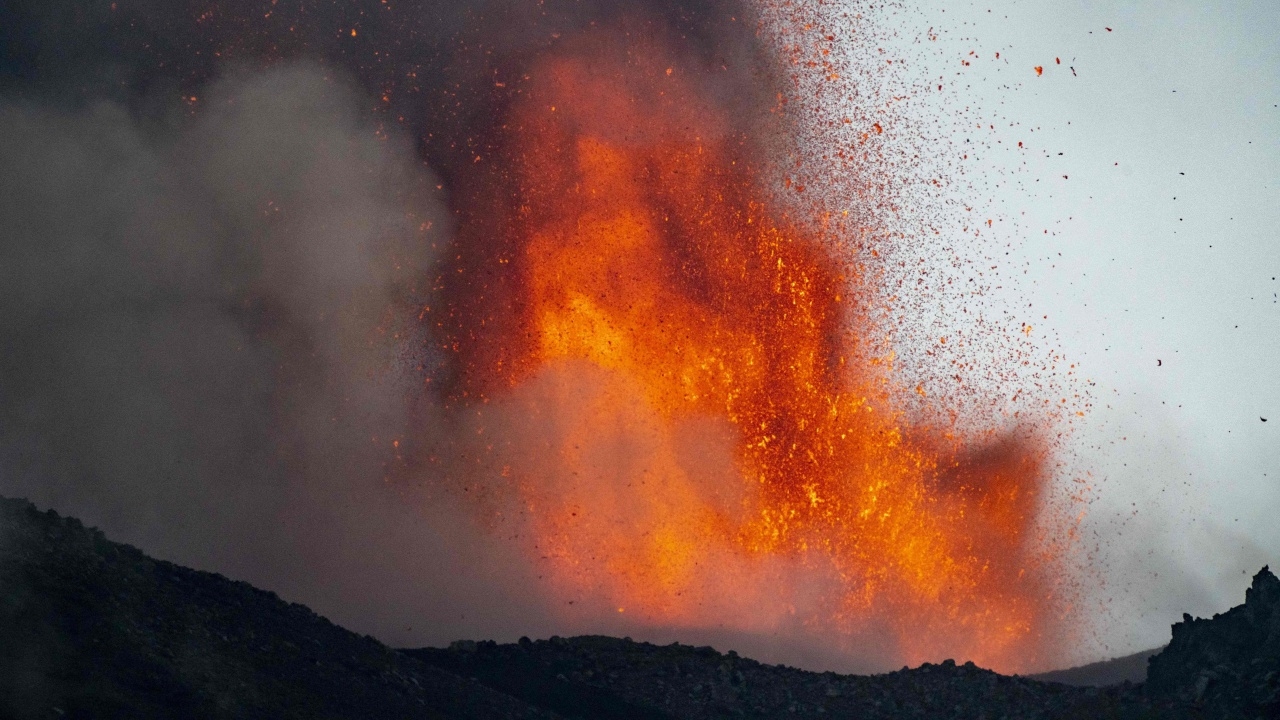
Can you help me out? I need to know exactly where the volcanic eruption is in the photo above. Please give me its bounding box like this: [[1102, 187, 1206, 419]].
[[0, 0, 1084, 677], [423, 13, 1072, 672]]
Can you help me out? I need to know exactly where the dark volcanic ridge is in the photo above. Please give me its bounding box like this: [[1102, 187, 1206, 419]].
[[1029, 648, 1162, 688], [2, 496, 1278, 720], [0, 498, 554, 720]]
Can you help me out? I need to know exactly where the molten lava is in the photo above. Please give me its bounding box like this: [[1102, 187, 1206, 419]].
[[438, 29, 1063, 671]]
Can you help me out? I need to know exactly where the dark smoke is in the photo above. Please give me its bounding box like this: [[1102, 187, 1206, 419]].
[[0, 0, 773, 171], [0, 60, 555, 645], [0, 0, 791, 653]]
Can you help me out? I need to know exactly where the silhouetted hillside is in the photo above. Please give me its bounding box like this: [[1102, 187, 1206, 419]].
[[3, 496, 1278, 719], [408, 637, 1153, 719], [1030, 647, 1161, 687], [0, 497, 554, 720]]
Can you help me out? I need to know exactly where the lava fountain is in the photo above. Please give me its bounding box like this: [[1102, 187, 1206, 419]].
[[430, 21, 1069, 673]]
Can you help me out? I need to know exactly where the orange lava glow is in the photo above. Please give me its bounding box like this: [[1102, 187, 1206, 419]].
[[438, 29, 1065, 672]]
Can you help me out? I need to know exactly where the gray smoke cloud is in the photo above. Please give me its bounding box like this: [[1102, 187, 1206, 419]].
[[0, 62, 553, 647]]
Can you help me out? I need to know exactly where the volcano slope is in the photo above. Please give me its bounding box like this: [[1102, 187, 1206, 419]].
[[0, 498, 555, 720], [1, 496, 1277, 720]]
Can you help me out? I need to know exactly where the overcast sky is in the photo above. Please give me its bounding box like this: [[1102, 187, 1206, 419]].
[[895, 0, 1279, 656]]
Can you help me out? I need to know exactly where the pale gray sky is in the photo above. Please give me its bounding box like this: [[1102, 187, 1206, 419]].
[[890, 0, 1279, 657]]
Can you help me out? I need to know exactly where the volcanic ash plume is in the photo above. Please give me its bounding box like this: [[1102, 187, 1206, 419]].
[[0, 64, 554, 644]]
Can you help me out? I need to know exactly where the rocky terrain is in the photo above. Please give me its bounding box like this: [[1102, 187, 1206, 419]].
[[2, 495, 1278, 719], [409, 636, 1152, 719]]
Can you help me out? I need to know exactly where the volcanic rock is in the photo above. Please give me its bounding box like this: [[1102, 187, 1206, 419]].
[[1146, 566, 1280, 717], [408, 638, 1157, 719]]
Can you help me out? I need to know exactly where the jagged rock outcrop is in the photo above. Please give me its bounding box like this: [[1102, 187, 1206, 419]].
[[1146, 566, 1280, 718]]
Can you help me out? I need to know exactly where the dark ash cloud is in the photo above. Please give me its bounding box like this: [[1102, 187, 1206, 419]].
[[0, 62, 553, 646]]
